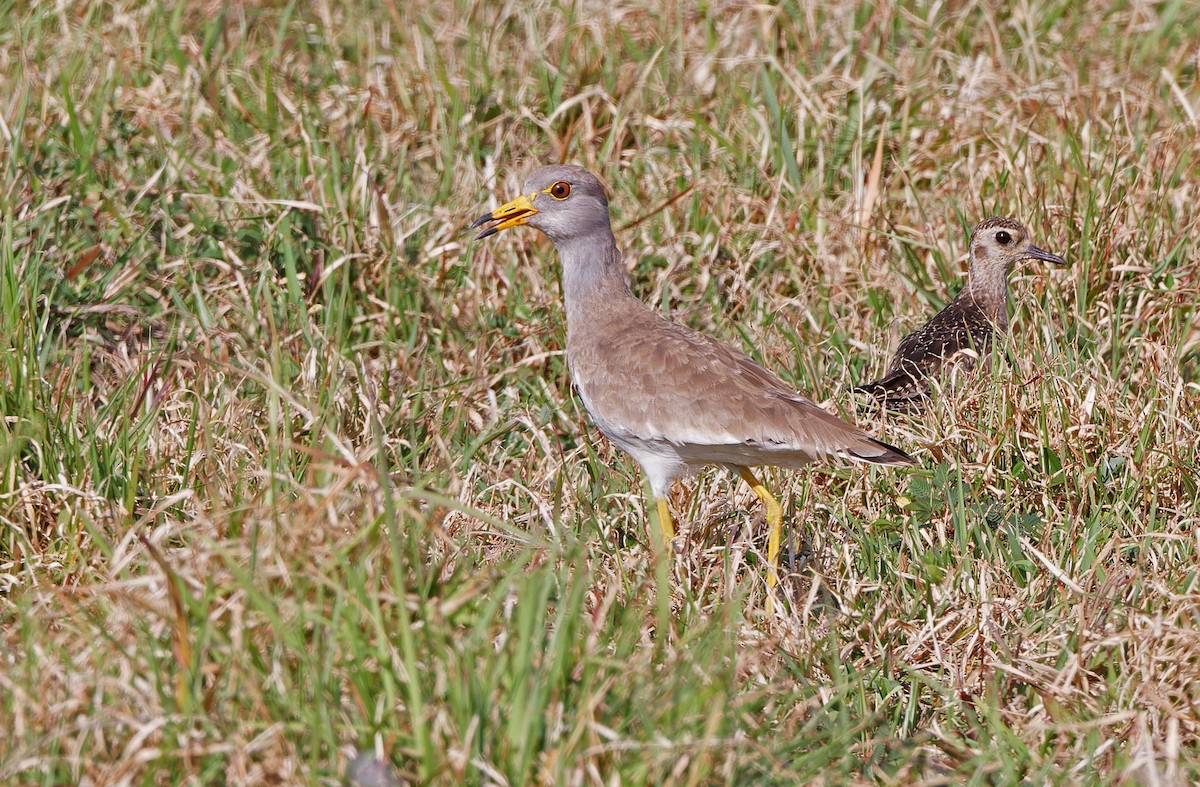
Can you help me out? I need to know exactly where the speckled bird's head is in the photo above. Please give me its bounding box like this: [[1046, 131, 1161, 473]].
[[969, 217, 1066, 271]]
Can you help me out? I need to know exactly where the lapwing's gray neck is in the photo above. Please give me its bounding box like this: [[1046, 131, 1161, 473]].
[[557, 229, 637, 328]]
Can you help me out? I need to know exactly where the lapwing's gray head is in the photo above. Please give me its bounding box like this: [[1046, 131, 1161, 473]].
[[472, 165, 611, 245]]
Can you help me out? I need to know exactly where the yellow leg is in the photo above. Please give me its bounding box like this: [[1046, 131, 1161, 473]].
[[655, 496, 676, 543], [736, 466, 783, 597]]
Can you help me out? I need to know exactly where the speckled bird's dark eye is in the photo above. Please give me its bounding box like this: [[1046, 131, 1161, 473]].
[[549, 181, 571, 199], [995, 230, 1012, 245]]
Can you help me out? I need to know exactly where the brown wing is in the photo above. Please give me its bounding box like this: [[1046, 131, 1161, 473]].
[[570, 303, 914, 467], [855, 293, 995, 410]]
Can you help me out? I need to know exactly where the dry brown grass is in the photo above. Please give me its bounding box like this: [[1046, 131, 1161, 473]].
[[2, 0, 1199, 783]]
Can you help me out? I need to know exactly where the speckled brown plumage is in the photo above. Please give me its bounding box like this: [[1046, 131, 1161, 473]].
[[473, 165, 916, 598], [855, 217, 1066, 413]]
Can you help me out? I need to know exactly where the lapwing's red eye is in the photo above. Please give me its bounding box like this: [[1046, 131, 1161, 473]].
[[549, 181, 571, 199]]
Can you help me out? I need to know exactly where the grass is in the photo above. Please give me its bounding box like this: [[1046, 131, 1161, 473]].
[[2, 0, 1200, 783]]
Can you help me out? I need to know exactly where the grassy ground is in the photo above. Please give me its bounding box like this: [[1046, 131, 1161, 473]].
[[2, 0, 1200, 783]]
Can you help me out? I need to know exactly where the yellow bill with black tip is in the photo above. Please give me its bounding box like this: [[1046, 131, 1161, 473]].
[[471, 193, 539, 239]]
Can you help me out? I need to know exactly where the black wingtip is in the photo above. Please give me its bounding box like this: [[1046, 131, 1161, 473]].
[[854, 437, 919, 467]]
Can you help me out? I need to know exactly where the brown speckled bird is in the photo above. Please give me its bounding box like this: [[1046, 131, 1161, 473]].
[[473, 165, 916, 598], [855, 217, 1066, 413]]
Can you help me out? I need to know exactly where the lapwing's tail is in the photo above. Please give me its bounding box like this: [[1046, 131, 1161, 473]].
[[847, 436, 918, 467]]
